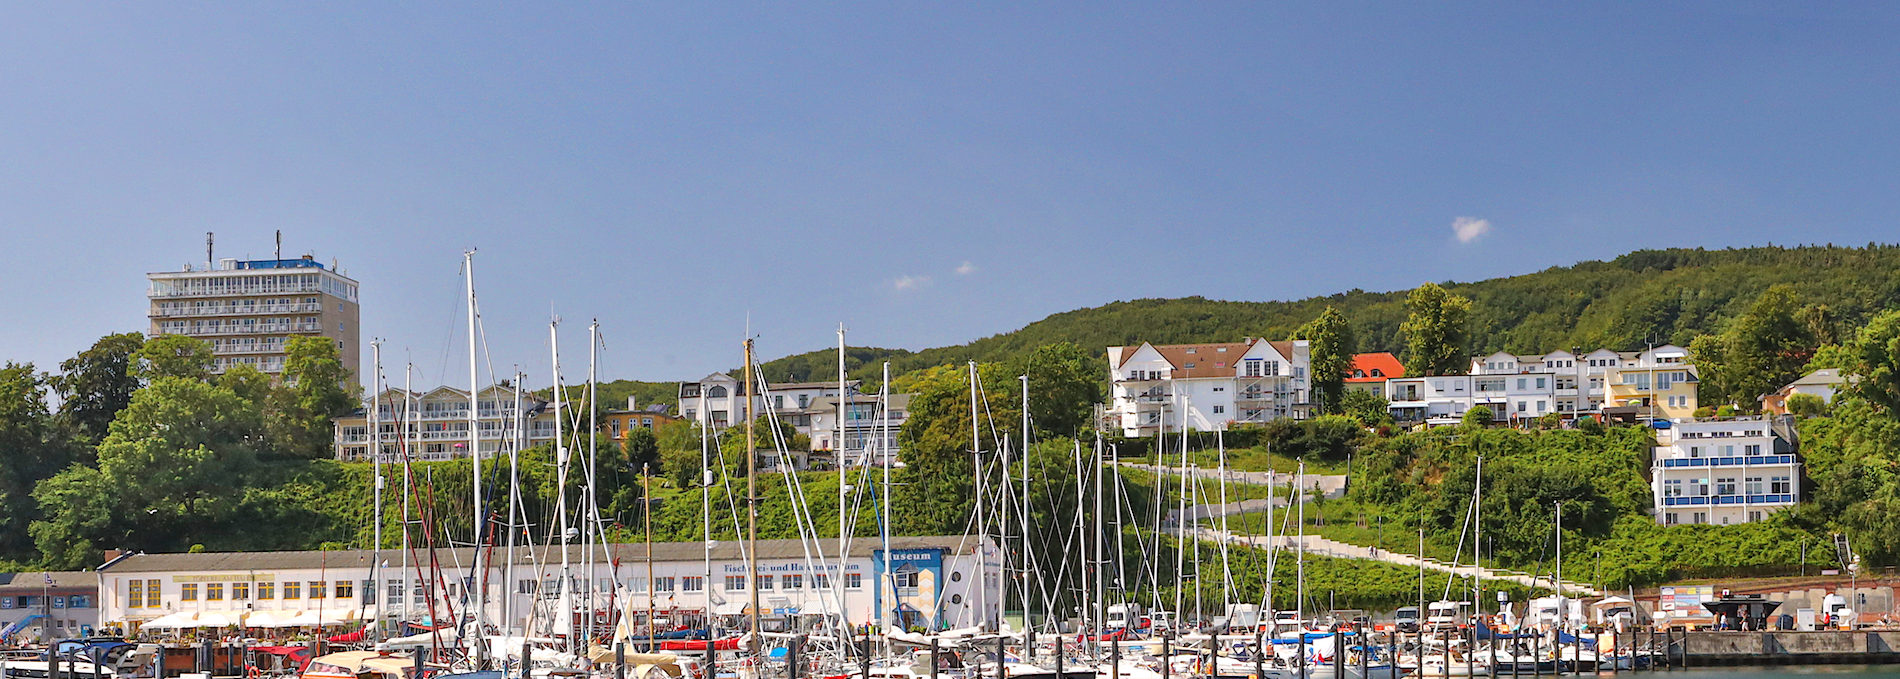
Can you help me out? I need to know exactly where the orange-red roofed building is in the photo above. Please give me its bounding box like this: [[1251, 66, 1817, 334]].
[[1346, 352, 1405, 395]]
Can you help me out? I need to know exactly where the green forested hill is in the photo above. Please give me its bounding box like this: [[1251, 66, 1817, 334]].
[[757, 244, 1900, 383]]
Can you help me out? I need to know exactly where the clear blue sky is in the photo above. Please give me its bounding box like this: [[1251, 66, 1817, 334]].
[[4, 3, 1898, 388]]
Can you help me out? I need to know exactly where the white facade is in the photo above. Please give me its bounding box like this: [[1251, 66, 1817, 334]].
[[1107, 339, 1311, 437], [96, 537, 995, 636], [1387, 345, 1698, 425], [333, 385, 559, 462], [1652, 418, 1800, 526], [806, 394, 910, 467], [678, 374, 854, 434]]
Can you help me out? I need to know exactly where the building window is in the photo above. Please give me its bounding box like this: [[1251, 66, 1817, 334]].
[[1716, 477, 1737, 496], [655, 577, 675, 592], [233, 582, 249, 600], [1746, 477, 1764, 495], [1771, 476, 1792, 494], [1749, 511, 1763, 522], [814, 574, 830, 589], [335, 581, 353, 599], [206, 583, 223, 600], [1693, 512, 1708, 524], [516, 580, 537, 595], [67, 595, 91, 609], [845, 573, 863, 589], [683, 577, 704, 592], [308, 582, 326, 599], [725, 576, 746, 591], [283, 582, 300, 599], [1212, 405, 1225, 414], [1745, 444, 1762, 455], [181, 584, 197, 601], [258, 581, 274, 599], [127, 581, 143, 608], [783, 574, 803, 590], [1663, 480, 1683, 498], [758, 575, 773, 591]]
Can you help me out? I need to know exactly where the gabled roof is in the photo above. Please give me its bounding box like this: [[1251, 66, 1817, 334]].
[[1347, 353, 1405, 383], [1786, 369, 1848, 388], [1113, 338, 1301, 379], [0, 571, 94, 591]]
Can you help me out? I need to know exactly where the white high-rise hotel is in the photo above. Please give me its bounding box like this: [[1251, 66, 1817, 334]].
[[1106, 338, 1312, 437], [147, 250, 361, 380]]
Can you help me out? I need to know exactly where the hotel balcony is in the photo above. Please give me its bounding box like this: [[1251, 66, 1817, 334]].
[[213, 344, 286, 355], [162, 322, 324, 336], [149, 281, 326, 299], [151, 303, 324, 318]]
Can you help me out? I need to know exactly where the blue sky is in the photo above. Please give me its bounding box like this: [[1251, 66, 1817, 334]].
[[4, 3, 1898, 388]]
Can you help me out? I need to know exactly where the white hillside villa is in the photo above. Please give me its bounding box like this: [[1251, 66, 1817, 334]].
[[1106, 338, 1311, 437], [1651, 417, 1800, 526]]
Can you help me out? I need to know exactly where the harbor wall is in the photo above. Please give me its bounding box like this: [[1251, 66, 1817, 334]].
[[1679, 631, 1900, 664]]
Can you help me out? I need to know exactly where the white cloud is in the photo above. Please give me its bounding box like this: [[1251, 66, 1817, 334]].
[[1452, 216, 1492, 243], [955, 261, 976, 275], [893, 274, 931, 291]]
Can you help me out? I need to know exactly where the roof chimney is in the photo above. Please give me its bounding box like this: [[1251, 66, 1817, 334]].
[[627, 395, 638, 410]]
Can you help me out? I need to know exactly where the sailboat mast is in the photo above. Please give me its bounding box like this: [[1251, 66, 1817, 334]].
[[586, 320, 600, 644], [1019, 374, 1030, 631], [506, 371, 523, 635], [699, 390, 713, 634], [464, 251, 489, 666], [879, 362, 893, 632], [551, 320, 573, 650], [744, 339, 761, 648], [836, 325, 850, 633], [401, 364, 413, 629], [1474, 455, 1483, 617], [969, 361, 987, 630], [1092, 434, 1106, 655], [369, 339, 383, 641], [1217, 430, 1232, 614], [1296, 461, 1305, 625], [645, 466, 655, 645]]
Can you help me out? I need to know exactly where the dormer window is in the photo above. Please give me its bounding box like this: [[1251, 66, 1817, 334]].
[[1185, 348, 1197, 354], [1371, 369, 1384, 377], [1216, 347, 1228, 353]]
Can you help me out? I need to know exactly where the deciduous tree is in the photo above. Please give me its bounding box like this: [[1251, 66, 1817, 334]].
[[1296, 307, 1355, 413], [52, 333, 144, 442], [1401, 283, 1471, 376]]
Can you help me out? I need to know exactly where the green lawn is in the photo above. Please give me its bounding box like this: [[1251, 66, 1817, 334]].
[[1208, 498, 1501, 570]]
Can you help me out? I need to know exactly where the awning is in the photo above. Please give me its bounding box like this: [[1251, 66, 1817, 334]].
[[141, 612, 200, 630], [196, 612, 237, 628]]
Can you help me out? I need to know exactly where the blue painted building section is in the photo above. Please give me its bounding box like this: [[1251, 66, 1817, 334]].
[[874, 548, 945, 631]]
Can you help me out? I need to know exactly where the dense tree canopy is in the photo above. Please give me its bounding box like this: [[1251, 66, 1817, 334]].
[[1296, 306, 1355, 413], [51, 333, 144, 443]]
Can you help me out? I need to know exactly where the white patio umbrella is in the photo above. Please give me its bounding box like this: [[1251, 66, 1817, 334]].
[[141, 612, 200, 630]]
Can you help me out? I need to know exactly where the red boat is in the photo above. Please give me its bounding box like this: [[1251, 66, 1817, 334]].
[[658, 638, 742, 651]]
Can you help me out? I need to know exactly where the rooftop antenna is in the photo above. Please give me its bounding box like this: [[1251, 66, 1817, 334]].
[[275, 230, 282, 260], [206, 232, 214, 270]]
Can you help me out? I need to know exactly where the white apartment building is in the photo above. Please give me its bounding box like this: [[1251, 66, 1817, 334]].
[[678, 374, 855, 432], [806, 393, 910, 467], [1651, 418, 1800, 526], [332, 385, 559, 462], [1387, 345, 1699, 425], [1106, 338, 1311, 437], [148, 255, 361, 380], [95, 536, 996, 636]]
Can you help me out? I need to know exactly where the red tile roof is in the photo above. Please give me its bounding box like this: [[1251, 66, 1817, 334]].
[[1347, 352, 1405, 382]]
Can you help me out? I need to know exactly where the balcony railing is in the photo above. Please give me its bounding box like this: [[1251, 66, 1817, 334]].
[[149, 281, 325, 299], [160, 323, 324, 336], [151, 303, 323, 318], [1133, 394, 1171, 404], [213, 344, 286, 355]]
